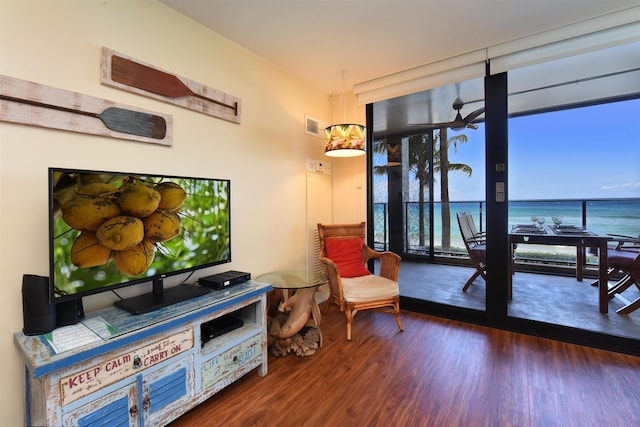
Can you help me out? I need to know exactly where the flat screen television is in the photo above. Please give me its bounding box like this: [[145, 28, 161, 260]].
[[49, 167, 231, 314]]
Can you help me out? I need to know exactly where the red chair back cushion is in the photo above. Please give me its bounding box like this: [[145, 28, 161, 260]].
[[324, 237, 371, 278]]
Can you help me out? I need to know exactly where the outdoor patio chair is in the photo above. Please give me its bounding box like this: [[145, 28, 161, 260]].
[[456, 211, 487, 292], [591, 234, 639, 289], [317, 222, 403, 340], [602, 234, 640, 314]]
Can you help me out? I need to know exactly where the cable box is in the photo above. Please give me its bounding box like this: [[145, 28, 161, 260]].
[[200, 315, 244, 346], [199, 270, 251, 290]]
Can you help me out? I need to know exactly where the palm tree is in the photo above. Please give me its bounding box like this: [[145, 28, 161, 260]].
[[404, 130, 473, 251], [407, 134, 430, 248], [437, 127, 472, 251], [373, 131, 472, 252]]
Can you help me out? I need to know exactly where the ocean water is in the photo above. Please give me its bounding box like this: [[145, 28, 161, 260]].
[[374, 199, 640, 254]]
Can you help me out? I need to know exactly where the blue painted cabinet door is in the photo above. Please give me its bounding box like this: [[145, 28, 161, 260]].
[[62, 381, 138, 426], [142, 355, 195, 426]]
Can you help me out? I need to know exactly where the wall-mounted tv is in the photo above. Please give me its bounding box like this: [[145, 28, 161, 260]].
[[49, 167, 231, 314]]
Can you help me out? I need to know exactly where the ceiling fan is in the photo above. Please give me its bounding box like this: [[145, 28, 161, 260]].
[[411, 98, 484, 131]]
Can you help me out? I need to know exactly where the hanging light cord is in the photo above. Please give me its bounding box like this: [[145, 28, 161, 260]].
[[342, 70, 347, 123]]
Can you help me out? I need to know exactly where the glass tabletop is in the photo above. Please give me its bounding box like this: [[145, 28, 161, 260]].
[[255, 270, 326, 289]]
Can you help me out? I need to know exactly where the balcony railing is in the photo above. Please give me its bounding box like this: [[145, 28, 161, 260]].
[[373, 198, 640, 269]]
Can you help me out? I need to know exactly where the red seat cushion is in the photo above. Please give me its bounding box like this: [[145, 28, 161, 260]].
[[324, 237, 371, 278]]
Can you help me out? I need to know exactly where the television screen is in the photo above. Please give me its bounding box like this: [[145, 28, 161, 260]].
[[49, 167, 231, 313]]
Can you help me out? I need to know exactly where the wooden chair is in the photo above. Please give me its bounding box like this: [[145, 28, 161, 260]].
[[601, 234, 640, 314], [456, 211, 487, 292], [317, 222, 403, 340]]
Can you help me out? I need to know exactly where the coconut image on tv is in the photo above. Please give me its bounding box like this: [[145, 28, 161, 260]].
[[49, 167, 231, 314]]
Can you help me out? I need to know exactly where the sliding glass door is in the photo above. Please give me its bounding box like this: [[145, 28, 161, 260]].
[[367, 41, 640, 350], [369, 80, 487, 312], [506, 43, 640, 340]]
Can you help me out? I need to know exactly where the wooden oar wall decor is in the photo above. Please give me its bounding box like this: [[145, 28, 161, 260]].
[[101, 47, 241, 124], [0, 75, 172, 146]]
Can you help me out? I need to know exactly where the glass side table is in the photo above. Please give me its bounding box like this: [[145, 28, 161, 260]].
[[256, 270, 327, 356], [256, 270, 325, 290]]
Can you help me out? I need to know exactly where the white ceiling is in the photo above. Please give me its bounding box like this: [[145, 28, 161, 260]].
[[159, 0, 640, 135]]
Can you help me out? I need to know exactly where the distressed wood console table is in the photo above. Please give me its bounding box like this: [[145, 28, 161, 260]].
[[14, 281, 270, 426]]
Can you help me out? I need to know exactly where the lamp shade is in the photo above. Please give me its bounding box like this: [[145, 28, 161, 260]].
[[324, 124, 366, 157]]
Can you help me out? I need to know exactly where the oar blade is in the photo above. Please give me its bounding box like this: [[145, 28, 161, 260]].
[[99, 108, 167, 139], [111, 55, 193, 98]]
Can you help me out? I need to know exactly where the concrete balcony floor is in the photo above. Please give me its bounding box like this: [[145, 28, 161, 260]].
[[397, 261, 640, 341]]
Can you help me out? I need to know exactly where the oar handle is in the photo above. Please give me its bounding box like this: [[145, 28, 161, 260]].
[[1, 94, 98, 118], [191, 93, 238, 114]]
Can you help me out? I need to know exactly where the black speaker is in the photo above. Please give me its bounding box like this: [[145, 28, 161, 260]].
[[22, 274, 56, 336], [56, 299, 85, 327]]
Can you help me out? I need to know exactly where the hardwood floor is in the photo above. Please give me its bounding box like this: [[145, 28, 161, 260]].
[[170, 306, 640, 427]]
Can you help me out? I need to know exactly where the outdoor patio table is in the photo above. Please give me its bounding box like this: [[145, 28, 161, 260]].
[[509, 224, 613, 313]]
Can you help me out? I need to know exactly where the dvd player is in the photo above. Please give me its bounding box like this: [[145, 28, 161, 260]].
[[198, 270, 251, 290], [200, 315, 244, 346]]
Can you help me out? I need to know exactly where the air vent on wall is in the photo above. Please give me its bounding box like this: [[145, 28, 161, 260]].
[[305, 115, 329, 139]]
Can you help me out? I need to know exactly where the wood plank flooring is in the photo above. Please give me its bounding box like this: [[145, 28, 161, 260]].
[[170, 306, 640, 427]]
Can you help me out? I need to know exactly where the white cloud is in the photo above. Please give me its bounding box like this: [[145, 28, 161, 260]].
[[600, 182, 640, 190]]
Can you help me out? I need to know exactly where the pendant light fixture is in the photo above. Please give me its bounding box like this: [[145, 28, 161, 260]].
[[324, 71, 366, 157]]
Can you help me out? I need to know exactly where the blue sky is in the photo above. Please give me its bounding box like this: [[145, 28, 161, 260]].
[[444, 98, 640, 201]]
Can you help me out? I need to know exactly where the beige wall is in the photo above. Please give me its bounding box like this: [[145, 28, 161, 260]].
[[0, 0, 364, 424]]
